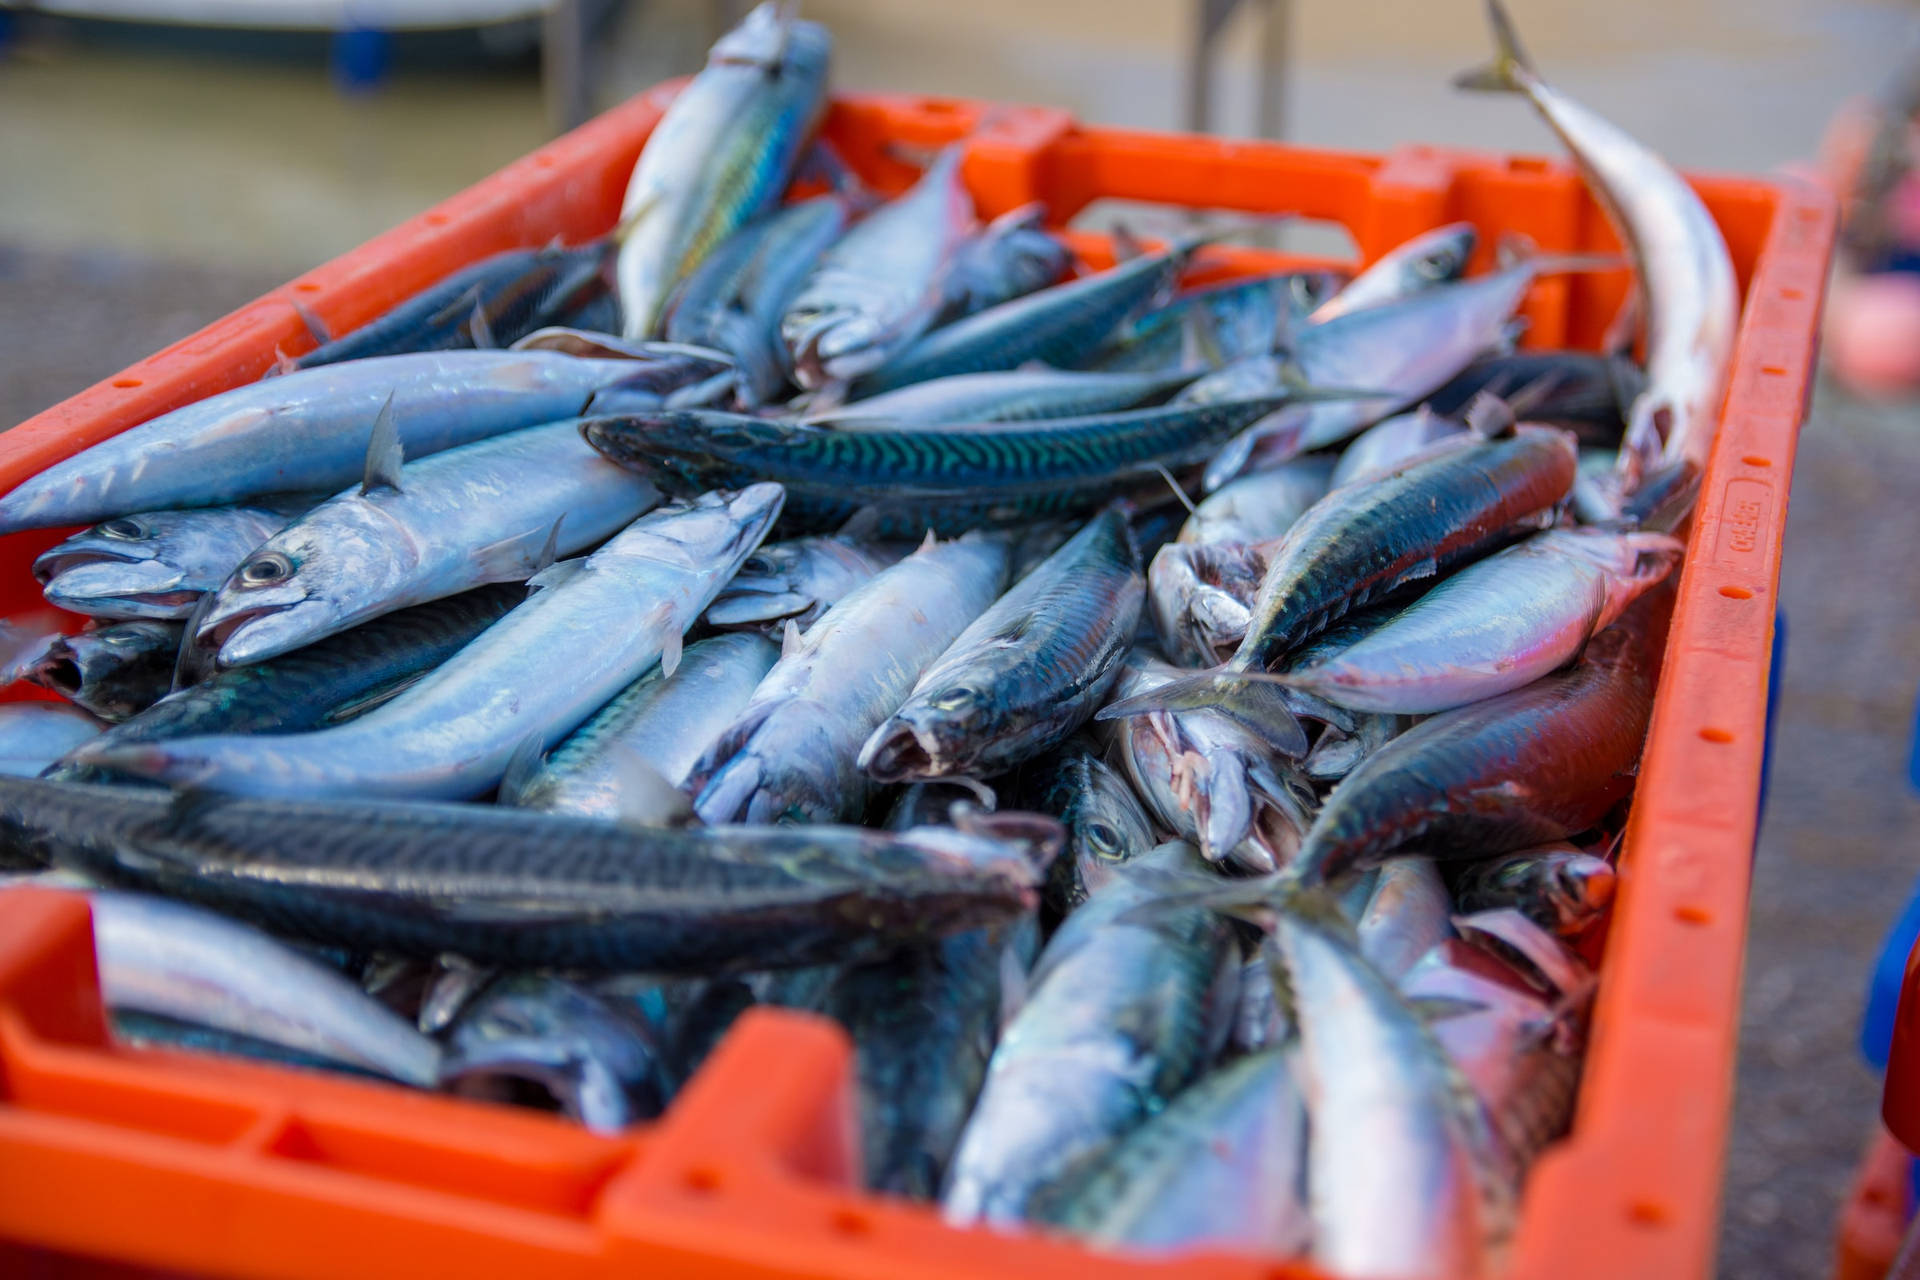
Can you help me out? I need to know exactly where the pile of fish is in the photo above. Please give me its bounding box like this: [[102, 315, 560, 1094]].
[[0, 1, 1737, 1272]]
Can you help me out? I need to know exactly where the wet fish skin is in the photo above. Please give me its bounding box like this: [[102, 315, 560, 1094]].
[[439, 974, 671, 1132], [1043, 1047, 1311, 1256], [1452, 844, 1616, 937], [88, 889, 441, 1086], [48, 586, 521, 784], [11, 776, 1051, 974], [0, 704, 100, 782], [1426, 349, 1644, 444], [861, 509, 1143, 783], [1302, 712, 1408, 783], [1087, 270, 1344, 375], [942, 203, 1071, 317], [811, 367, 1196, 429], [615, 2, 832, 338], [36, 502, 309, 621], [24, 620, 180, 723], [1148, 538, 1270, 668], [1286, 615, 1657, 887], [0, 352, 677, 536], [75, 487, 785, 800], [942, 841, 1237, 1226], [1310, 221, 1477, 322], [505, 631, 778, 824], [703, 536, 899, 631], [1330, 407, 1469, 489], [199, 419, 661, 667], [1018, 739, 1158, 918], [1176, 457, 1333, 548], [690, 535, 1011, 825], [783, 147, 976, 386], [1280, 526, 1681, 714], [1356, 855, 1453, 981]]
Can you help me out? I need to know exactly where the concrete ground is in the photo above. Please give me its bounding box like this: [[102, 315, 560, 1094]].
[[3, 2, 1919, 1275]]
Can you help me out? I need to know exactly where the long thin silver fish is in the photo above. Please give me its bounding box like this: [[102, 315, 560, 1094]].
[[76, 487, 784, 799], [1457, 0, 1738, 478], [0, 351, 691, 534], [689, 534, 1010, 825], [1175, 458, 1334, 548], [703, 535, 899, 631], [615, 2, 832, 338], [1310, 222, 1477, 322], [1330, 407, 1469, 489], [194, 419, 660, 666], [810, 367, 1196, 429], [35, 502, 310, 621]]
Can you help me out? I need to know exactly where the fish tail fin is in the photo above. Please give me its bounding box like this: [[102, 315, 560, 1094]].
[[1454, 0, 1536, 94], [1097, 671, 1309, 759]]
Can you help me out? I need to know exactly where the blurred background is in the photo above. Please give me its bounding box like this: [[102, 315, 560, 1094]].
[[2, 1, 1919, 1275]]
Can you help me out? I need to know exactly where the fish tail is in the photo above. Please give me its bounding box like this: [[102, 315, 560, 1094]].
[[1454, 0, 1536, 94], [1097, 671, 1309, 759]]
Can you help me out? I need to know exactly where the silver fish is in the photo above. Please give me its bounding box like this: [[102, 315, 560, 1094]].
[[89, 889, 441, 1086], [1147, 539, 1271, 668], [0, 352, 672, 534], [1453, 843, 1616, 938], [1330, 406, 1469, 488], [1356, 855, 1453, 982], [782, 147, 976, 387], [1301, 711, 1408, 783], [689, 534, 1010, 824], [1279, 527, 1682, 714], [24, 620, 180, 723], [197, 419, 661, 666], [505, 631, 778, 823], [614, 2, 832, 338], [703, 535, 900, 631], [811, 367, 1195, 430], [35, 502, 309, 621], [942, 841, 1237, 1226], [0, 703, 101, 777], [1175, 458, 1334, 548], [76, 487, 784, 799], [1310, 222, 1478, 322], [942, 202, 1071, 316], [1022, 739, 1159, 917]]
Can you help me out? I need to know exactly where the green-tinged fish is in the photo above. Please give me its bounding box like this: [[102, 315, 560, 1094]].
[[35, 501, 311, 621], [196, 418, 661, 667], [811, 367, 1197, 429], [860, 509, 1142, 782], [1310, 222, 1477, 322], [3, 775, 1057, 974], [1285, 614, 1656, 886], [703, 535, 900, 631], [1086, 270, 1344, 375], [615, 2, 831, 338], [74, 487, 783, 800], [88, 889, 441, 1086], [1452, 843, 1616, 937], [23, 620, 180, 722], [783, 147, 976, 386], [1043, 1048, 1311, 1256], [942, 841, 1237, 1226], [581, 393, 1318, 537], [504, 631, 778, 824], [826, 919, 1035, 1199], [439, 974, 671, 1132], [45, 586, 520, 784], [1017, 739, 1158, 918], [689, 535, 1011, 824]]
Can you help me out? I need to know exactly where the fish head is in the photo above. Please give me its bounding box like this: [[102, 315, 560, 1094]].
[[1147, 543, 1260, 667], [1065, 761, 1158, 900], [615, 483, 785, 581], [581, 413, 795, 498], [1398, 222, 1478, 290], [198, 514, 409, 667], [785, 310, 891, 387], [859, 684, 991, 784], [33, 515, 203, 617], [705, 537, 878, 628], [1546, 852, 1616, 931], [27, 621, 177, 709]]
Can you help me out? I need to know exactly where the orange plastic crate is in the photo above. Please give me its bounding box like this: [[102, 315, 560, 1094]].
[[0, 87, 1834, 1280]]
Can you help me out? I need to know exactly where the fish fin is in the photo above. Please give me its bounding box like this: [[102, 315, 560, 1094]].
[[1453, 0, 1536, 94], [1111, 221, 1146, 263], [664, 369, 741, 410], [917, 528, 940, 554], [1151, 463, 1198, 516], [659, 626, 683, 678], [471, 520, 555, 581], [165, 786, 231, 827], [780, 618, 805, 658], [1502, 370, 1569, 421], [1406, 994, 1491, 1023], [360, 393, 405, 495], [427, 282, 485, 330], [797, 138, 869, 202], [526, 556, 586, 594], [836, 505, 885, 541], [1464, 390, 1517, 439], [533, 516, 564, 574], [269, 344, 299, 377], [809, 377, 852, 412], [1111, 867, 1289, 929], [498, 732, 547, 803], [1097, 672, 1310, 759], [1606, 354, 1647, 416], [467, 299, 498, 350], [291, 298, 332, 345], [1616, 457, 1702, 533], [603, 743, 698, 830], [320, 671, 426, 725]]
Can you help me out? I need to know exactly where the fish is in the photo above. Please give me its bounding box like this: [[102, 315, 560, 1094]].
[[286, 242, 611, 370], [34, 501, 311, 621], [1355, 855, 1453, 981], [703, 535, 899, 631], [194, 417, 661, 666], [1174, 457, 1334, 548], [1310, 221, 1478, 322], [825, 920, 1034, 1199], [0, 351, 697, 534], [809, 367, 1197, 429], [1279, 893, 1506, 1276], [0, 703, 100, 779], [73, 487, 784, 800], [439, 974, 671, 1132], [1017, 739, 1158, 918], [1041, 1047, 1312, 1256], [1452, 843, 1617, 937], [1425, 349, 1644, 444], [783, 146, 977, 387], [88, 889, 442, 1086], [1148, 538, 1272, 669], [1086, 270, 1344, 375], [5, 776, 1055, 974], [48, 586, 521, 784], [24, 620, 181, 722], [941, 202, 1072, 317], [1457, 0, 1738, 480], [860, 509, 1143, 783], [1104, 660, 1313, 874], [664, 194, 856, 406], [1277, 526, 1681, 714], [1330, 407, 1469, 489], [1302, 711, 1408, 783], [689, 534, 1010, 824], [941, 841, 1237, 1226], [852, 237, 1204, 395], [615, 2, 832, 338], [503, 631, 778, 824], [581, 393, 1318, 537], [1284, 613, 1657, 886]]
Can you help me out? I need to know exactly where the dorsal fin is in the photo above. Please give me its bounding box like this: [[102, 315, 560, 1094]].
[[1464, 391, 1517, 439], [916, 528, 939, 554], [467, 299, 498, 350], [361, 394, 404, 495], [533, 516, 564, 575], [659, 626, 683, 678], [602, 742, 698, 830], [526, 556, 586, 594], [837, 505, 883, 541], [781, 618, 805, 658], [498, 732, 547, 802]]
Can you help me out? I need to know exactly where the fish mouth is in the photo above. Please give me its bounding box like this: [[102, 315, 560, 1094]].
[[36, 557, 198, 618], [199, 598, 319, 667], [33, 547, 144, 584], [859, 719, 944, 785], [26, 647, 88, 700]]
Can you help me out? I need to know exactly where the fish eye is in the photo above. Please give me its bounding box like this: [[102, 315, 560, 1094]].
[[1414, 252, 1453, 280], [930, 686, 977, 712], [742, 554, 777, 576], [239, 553, 293, 586], [99, 518, 147, 541], [1084, 820, 1123, 857]]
